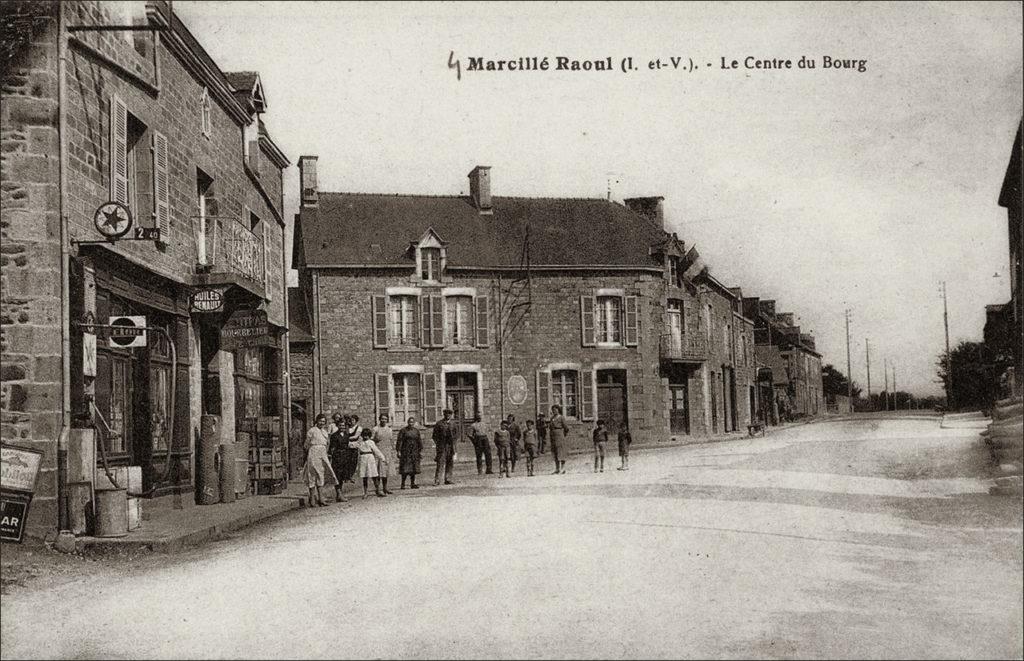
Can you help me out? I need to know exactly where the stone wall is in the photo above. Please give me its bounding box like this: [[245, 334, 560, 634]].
[[1, 0, 62, 536]]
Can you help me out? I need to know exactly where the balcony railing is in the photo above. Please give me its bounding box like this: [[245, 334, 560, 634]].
[[660, 332, 708, 362], [196, 215, 266, 287]]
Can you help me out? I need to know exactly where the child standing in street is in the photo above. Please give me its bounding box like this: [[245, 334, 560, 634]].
[[617, 424, 633, 471], [522, 419, 538, 476], [349, 427, 387, 498], [592, 419, 608, 473], [493, 420, 512, 478]]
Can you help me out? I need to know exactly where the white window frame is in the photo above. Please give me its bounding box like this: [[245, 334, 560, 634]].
[[551, 369, 579, 419], [420, 247, 441, 282], [391, 372, 423, 424], [595, 295, 622, 346], [444, 294, 474, 347], [389, 295, 418, 346], [201, 87, 212, 138], [438, 364, 485, 421]]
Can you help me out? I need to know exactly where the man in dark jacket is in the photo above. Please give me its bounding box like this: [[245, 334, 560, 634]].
[[433, 409, 457, 486], [506, 414, 522, 473]]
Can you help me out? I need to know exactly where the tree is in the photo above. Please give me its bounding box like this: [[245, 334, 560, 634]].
[[821, 364, 862, 399], [936, 341, 999, 411]]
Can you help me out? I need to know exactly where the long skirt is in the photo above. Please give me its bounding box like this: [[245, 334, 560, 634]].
[[303, 446, 339, 488], [331, 448, 358, 483]]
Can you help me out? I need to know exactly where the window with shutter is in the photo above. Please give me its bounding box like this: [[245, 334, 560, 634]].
[[580, 369, 595, 420], [151, 131, 169, 239], [475, 294, 489, 347], [389, 295, 418, 346], [375, 374, 391, 421], [422, 373, 439, 425], [536, 370, 551, 417], [580, 295, 596, 347], [109, 95, 129, 205], [551, 370, 578, 418], [624, 295, 639, 346], [392, 373, 421, 423], [445, 295, 472, 346], [372, 295, 388, 348]]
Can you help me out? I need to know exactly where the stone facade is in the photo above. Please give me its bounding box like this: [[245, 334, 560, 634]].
[[1, 0, 290, 537]]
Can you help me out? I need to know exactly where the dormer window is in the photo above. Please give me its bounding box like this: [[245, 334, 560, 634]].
[[421, 248, 441, 281]]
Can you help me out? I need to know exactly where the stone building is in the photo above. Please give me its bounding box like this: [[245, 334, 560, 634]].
[[292, 158, 762, 455], [1, 0, 290, 537], [744, 297, 824, 421]]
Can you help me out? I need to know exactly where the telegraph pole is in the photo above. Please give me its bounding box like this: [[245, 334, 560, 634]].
[[941, 281, 952, 408], [892, 363, 898, 412], [865, 338, 872, 407], [883, 356, 890, 411], [845, 309, 853, 403]]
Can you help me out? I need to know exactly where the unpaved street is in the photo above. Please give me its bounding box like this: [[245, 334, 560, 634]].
[[2, 418, 1021, 659]]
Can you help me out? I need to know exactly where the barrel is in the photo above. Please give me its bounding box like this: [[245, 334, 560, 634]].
[[94, 488, 128, 538], [235, 457, 250, 499], [197, 414, 221, 505], [219, 443, 236, 503]]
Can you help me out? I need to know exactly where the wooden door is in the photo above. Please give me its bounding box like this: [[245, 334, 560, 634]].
[[669, 384, 689, 434], [596, 370, 627, 436], [445, 372, 477, 444]]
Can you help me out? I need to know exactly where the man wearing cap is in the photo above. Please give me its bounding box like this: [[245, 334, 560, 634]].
[[433, 408, 457, 486]]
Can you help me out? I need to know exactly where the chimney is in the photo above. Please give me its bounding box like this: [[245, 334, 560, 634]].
[[623, 196, 665, 230], [299, 155, 318, 207], [777, 312, 795, 327], [759, 300, 776, 318], [468, 165, 492, 214]]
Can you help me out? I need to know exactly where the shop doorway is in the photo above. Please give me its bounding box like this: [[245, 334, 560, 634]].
[[445, 372, 478, 444], [596, 369, 628, 436]]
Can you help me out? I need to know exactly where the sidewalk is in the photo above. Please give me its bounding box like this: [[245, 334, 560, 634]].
[[72, 487, 307, 554]]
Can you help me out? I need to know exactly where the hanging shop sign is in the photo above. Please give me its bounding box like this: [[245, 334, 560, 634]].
[[190, 288, 225, 313], [507, 375, 528, 406], [220, 309, 274, 349], [1, 443, 44, 543], [108, 315, 147, 348]]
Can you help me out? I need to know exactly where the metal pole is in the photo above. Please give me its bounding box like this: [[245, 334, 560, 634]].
[[892, 363, 897, 412], [883, 356, 889, 411], [845, 309, 852, 403], [941, 281, 952, 408]]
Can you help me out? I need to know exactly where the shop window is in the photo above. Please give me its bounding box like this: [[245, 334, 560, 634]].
[[392, 373, 422, 423], [552, 370, 578, 418], [106, 356, 132, 454]]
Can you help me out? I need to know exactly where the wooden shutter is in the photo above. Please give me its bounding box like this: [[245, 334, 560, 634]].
[[580, 369, 595, 421], [372, 295, 388, 348], [475, 294, 489, 347], [420, 295, 432, 347], [580, 295, 595, 347], [262, 225, 271, 295], [375, 373, 391, 421], [536, 370, 550, 417], [624, 295, 639, 346], [109, 95, 129, 205], [422, 373, 439, 425], [151, 130, 169, 237], [430, 294, 443, 347]]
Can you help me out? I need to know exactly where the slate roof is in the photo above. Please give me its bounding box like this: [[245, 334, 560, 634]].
[[998, 119, 1020, 209], [299, 193, 667, 268], [287, 288, 313, 342], [224, 71, 258, 92]]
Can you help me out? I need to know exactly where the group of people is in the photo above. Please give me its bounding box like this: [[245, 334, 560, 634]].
[[301, 404, 633, 508]]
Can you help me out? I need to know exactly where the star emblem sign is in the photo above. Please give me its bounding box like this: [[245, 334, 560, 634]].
[[93, 202, 132, 239]]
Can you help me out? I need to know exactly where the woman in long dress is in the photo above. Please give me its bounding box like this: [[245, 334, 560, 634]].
[[397, 416, 423, 489], [328, 413, 350, 503], [372, 414, 396, 495], [548, 405, 570, 474], [349, 427, 387, 499], [303, 414, 338, 507]]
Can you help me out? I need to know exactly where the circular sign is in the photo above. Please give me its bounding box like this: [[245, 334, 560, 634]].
[[93, 202, 133, 239], [109, 316, 145, 348], [507, 375, 528, 406]]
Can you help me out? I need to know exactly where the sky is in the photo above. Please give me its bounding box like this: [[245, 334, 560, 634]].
[[172, 0, 1022, 396]]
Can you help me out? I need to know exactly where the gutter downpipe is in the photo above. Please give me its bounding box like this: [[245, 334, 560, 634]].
[[56, 0, 74, 548]]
